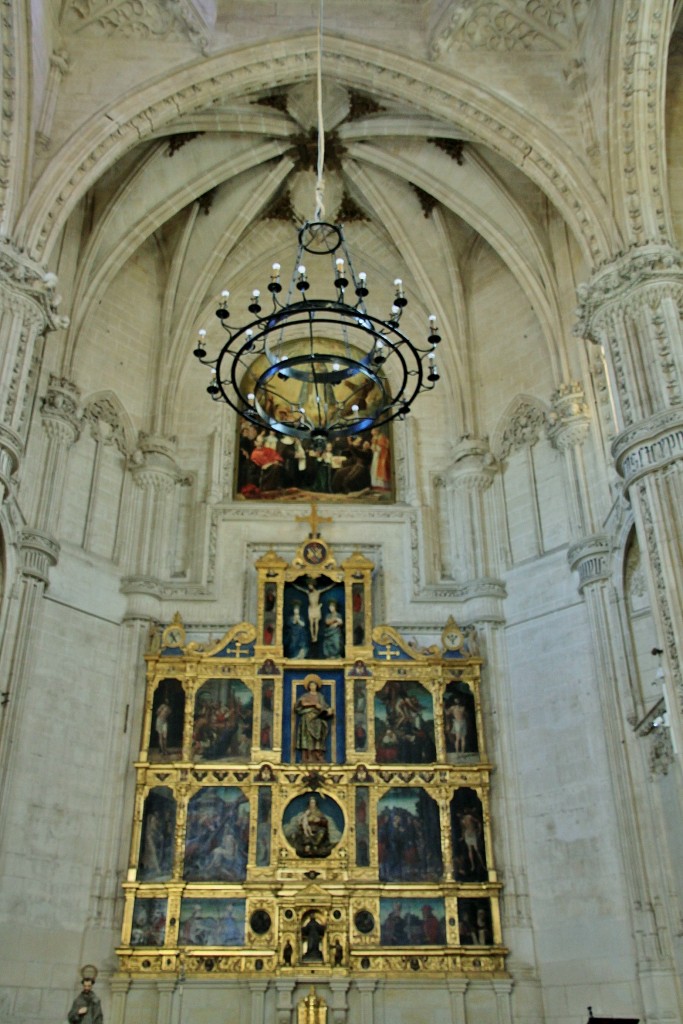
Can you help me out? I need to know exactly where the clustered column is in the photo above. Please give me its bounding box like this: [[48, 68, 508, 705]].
[[577, 245, 683, 756]]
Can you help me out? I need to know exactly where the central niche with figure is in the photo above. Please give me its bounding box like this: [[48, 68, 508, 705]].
[[284, 576, 345, 660], [121, 514, 505, 980]]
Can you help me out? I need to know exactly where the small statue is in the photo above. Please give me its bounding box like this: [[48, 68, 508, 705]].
[[332, 938, 343, 967], [302, 912, 325, 962], [283, 939, 293, 966], [67, 974, 102, 1024]]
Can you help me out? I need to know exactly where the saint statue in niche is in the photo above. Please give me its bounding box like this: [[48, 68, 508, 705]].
[[294, 678, 334, 763], [301, 913, 326, 963]]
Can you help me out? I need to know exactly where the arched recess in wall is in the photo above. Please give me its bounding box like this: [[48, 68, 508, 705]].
[[617, 525, 678, 782], [60, 392, 135, 563], [491, 395, 570, 567]]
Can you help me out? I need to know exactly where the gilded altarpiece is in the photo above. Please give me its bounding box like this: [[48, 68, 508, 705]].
[[118, 522, 507, 980]]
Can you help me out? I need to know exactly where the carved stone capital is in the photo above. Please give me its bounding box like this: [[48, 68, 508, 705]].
[[40, 374, 81, 445], [612, 407, 683, 491], [18, 527, 60, 583], [0, 239, 69, 333], [547, 382, 590, 451], [567, 534, 611, 592], [575, 243, 683, 343], [444, 436, 497, 492]]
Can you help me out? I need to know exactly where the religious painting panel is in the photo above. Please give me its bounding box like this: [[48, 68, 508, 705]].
[[131, 897, 167, 947], [235, 419, 393, 503], [192, 678, 253, 762], [282, 671, 345, 764], [262, 582, 277, 646], [148, 678, 184, 761], [259, 675, 275, 750], [351, 584, 366, 645], [379, 897, 446, 946], [443, 680, 479, 761], [137, 786, 176, 882], [183, 786, 249, 881], [352, 678, 368, 752], [283, 792, 344, 858], [283, 576, 345, 660], [450, 787, 487, 882], [377, 787, 443, 881], [374, 680, 436, 764], [256, 786, 272, 867], [355, 785, 370, 867], [179, 898, 246, 946], [457, 897, 493, 945]]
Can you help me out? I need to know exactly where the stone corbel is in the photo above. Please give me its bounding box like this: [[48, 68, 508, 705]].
[[443, 435, 498, 492], [546, 381, 590, 451], [567, 534, 611, 593]]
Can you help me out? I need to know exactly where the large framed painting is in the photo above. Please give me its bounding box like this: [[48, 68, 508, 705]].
[[235, 422, 393, 502]]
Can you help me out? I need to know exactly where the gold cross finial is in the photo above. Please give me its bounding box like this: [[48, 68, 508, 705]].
[[296, 501, 333, 539]]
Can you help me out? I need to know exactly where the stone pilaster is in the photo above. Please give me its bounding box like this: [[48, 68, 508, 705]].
[[274, 978, 295, 1024], [492, 979, 514, 1024], [446, 978, 467, 1023], [156, 979, 177, 1024], [328, 979, 350, 1024], [0, 239, 67, 503], [108, 975, 131, 1024], [82, 613, 157, 947], [248, 979, 269, 1024], [569, 537, 682, 1023], [475, 621, 542, 1015], [356, 978, 377, 1024]]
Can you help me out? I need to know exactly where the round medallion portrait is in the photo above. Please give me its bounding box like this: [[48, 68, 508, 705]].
[[282, 792, 344, 858]]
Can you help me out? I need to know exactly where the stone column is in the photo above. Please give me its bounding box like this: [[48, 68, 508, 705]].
[[0, 375, 79, 835], [577, 245, 683, 757], [568, 537, 681, 1023], [127, 433, 180, 582], [36, 374, 82, 533], [441, 436, 498, 585], [0, 239, 66, 504], [35, 48, 70, 151], [546, 382, 593, 537]]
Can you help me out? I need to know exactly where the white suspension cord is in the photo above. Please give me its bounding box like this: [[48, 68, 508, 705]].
[[314, 0, 325, 221]]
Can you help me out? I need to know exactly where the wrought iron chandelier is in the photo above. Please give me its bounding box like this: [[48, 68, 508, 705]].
[[193, 7, 441, 441]]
